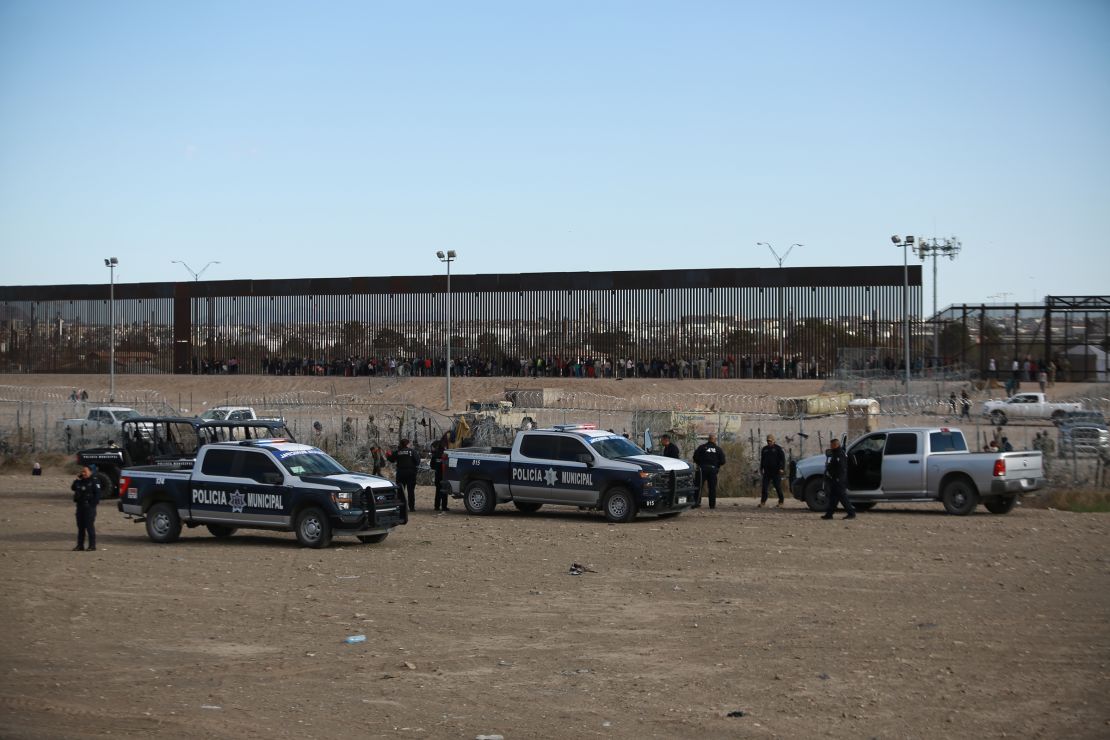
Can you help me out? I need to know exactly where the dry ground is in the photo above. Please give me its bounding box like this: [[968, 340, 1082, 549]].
[[1, 472, 1108, 739]]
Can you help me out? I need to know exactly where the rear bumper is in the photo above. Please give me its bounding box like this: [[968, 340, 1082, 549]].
[[990, 477, 1047, 496]]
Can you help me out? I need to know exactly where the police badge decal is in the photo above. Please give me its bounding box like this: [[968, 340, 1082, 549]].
[[230, 490, 246, 513]]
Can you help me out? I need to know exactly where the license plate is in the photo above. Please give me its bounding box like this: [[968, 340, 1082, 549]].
[[677, 496, 687, 504]]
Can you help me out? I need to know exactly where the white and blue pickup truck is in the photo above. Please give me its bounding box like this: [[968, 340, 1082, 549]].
[[791, 427, 1046, 515], [118, 439, 407, 548], [439, 424, 698, 522]]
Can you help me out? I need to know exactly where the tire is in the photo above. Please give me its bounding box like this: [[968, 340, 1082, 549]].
[[1051, 410, 1065, 424], [941, 477, 979, 516], [295, 507, 333, 548], [602, 487, 636, 523], [803, 478, 827, 512], [206, 524, 237, 538], [357, 533, 389, 544], [852, 501, 877, 511], [145, 502, 182, 543], [990, 410, 1007, 426], [984, 496, 1017, 515], [96, 472, 115, 499], [463, 480, 497, 515], [513, 501, 543, 513]]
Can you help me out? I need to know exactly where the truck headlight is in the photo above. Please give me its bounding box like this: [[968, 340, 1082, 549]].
[[331, 491, 354, 509]]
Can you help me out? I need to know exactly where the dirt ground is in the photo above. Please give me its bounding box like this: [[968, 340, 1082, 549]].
[[1, 471, 1108, 739]]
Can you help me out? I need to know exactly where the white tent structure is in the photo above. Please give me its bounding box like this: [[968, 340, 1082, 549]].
[[1062, 344, 1107, 381]]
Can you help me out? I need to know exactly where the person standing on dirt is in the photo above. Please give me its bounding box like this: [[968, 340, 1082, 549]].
[[430, 433, 450, 512], [71, 466, 101, 551], [370, 445, 386, 476], [660, 434, 681, 459], [692, 433, 726, 509], [821, 438, 854, 520], [960, 390, 972, 420], [387, 439, 420, 512], [758, 434, 786, 508]]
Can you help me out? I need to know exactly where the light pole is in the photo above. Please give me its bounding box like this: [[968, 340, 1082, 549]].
[[914, 236, 962, 369], [890, 235, 914, 387], [436, 250, 457, 410], [104, 257, 118, 401], [171, 260, 220, 373], [756, 242, 802, 362]]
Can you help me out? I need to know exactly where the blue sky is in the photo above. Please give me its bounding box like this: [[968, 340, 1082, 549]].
[[1, 0, 1107, 310]]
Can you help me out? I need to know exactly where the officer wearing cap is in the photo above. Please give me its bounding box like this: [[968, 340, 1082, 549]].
[[660, 433, 681, 459], [692, 433, 726, 509], [387, 439, 420, 512], [759, 434, 786, 508], [821, 437, 855, 520]]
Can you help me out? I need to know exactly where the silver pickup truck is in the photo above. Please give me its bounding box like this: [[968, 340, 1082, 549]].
[[791, 427, 1045, 515]]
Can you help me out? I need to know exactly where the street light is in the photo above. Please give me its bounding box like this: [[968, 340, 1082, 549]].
[[436, 250, 457, 410], [756, 242, 802, 363], [914, 236, 962, 369], [104, 257, 118, 401], [171, 260, 220, 373], [890, 235, 914, 387]]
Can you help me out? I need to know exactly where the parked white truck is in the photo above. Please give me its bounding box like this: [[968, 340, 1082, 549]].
[[981, 393, 1082, 425], [791, 427, 1045, 515], [62, 406, 140, 440]]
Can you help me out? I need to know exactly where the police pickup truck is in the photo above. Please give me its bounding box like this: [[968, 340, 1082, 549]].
[[118, 439, 406, 548], [440, 424, 697, 522], [791, 427, 1045, 515]]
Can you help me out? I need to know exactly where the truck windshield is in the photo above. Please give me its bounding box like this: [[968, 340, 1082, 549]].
[[590, 436, 645, 459], [277, 450, 349, 476]]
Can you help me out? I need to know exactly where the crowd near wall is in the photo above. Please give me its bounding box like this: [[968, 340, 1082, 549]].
[[1, 266, 926, 379]]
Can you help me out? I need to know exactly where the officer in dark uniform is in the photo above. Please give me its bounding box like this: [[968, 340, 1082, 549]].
[[387, 438, 420, 512], [821, 437, 855, 520], [660, 433, 681, 459], [692, 433, 726, 509], [759, 434, 787, 508], [430, 433, 450, 512], [71, 465, 101, 551]]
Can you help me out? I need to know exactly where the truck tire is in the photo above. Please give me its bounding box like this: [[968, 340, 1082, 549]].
[[984, 496, 1017, 514], [206, 524, 237, 538], [602, 487, 636, 523], [513, 501, 543, 513], [463, 480, 497, 515], [146, 502, 182, 543], [941, 477, 979, 515], [96, 472, 115, 500], [990, 410, 1007, 426], [295, 507, 333, 548], [803, 478, 827, 512], [1051, 410, 1065, 424], [357, 533, 389, 544]]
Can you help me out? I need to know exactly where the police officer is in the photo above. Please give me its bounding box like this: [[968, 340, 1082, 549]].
[[692, 433, 726, 509], [71, 465, 101, 551], [759, 434, 786, 508], [821, 437, 855, 520], [660, 433, 681, 459], [387, 439, 420, 512], [430, 433, 450, 512]]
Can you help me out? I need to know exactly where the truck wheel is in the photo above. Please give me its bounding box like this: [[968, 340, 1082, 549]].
[[464, 480, 497, 515], [1051, 410, 1065, 424], [984, 496, 1017, 514], [206, 524, 237, 538], [941, 478, 979, 515], [513, 501, 543, 513], [295, 507, 333, 548], [357, 533, 389, 544], [96, 472, 115, 499], [146, 502, 182, 543], [990, 410, 1007, 426], [852, 501, 877, 511], [803, 478, 827, 512], [603, 487, 636, 523]]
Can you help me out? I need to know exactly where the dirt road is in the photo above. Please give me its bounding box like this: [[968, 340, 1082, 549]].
[[0, 474, 1107, 739]]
